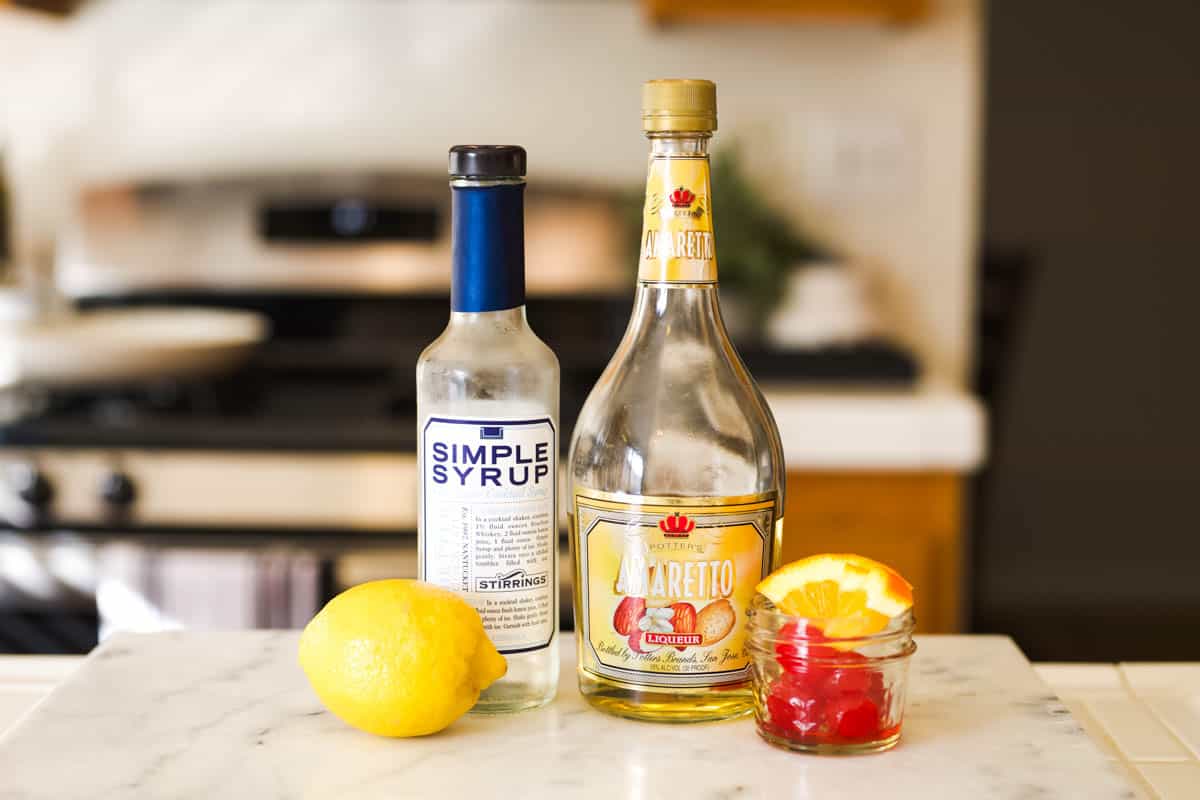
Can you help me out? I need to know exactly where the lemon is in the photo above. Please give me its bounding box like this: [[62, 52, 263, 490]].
[[298, 579, 506, 737]]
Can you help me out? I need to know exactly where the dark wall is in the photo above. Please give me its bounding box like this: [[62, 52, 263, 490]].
[[975, 0, 1200, 659]]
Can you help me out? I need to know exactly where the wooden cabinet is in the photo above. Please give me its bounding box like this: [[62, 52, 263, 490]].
[[780, 471, 964, 633], [643, 0, 930, 26], [5, 0, 85, 16]]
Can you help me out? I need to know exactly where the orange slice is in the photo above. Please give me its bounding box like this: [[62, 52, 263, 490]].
[[756, 553, 914, 639]]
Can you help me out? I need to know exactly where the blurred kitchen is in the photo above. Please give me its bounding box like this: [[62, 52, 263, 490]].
[[0, 0, 1191, 662]]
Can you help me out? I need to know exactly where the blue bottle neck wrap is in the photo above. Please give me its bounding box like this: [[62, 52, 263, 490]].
[[450, 183, 526, 313]]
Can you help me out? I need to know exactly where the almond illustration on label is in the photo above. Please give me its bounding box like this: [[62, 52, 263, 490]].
[[628, 629, 660, 654], [696, 598, 736, 646], [670, 602, 698, 651], [613, 596, 647, 636]]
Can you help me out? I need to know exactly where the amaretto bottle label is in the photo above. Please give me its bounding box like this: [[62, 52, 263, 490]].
[[638, 157, 717, 284], [574, 489, 776, 688], [421, 416, 557, 654]]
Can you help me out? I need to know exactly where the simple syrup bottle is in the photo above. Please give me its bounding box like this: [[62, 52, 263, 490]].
[[568, 81, 785, 722], [418, 146, 559, 713]]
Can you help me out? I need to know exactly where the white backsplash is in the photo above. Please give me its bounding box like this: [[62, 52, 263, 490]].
[[2, 0, 981, 384]]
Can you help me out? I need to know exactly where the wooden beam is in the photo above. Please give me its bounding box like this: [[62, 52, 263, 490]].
[[9, 0, 86, 17], [644, 0, 930, 26]]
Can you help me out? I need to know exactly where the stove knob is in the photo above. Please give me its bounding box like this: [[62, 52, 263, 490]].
[[100, 472, 137, 508], [11, 466, 54, 509]]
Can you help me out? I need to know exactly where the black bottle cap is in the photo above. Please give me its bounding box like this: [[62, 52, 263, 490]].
[[448, 145, 527, 179]]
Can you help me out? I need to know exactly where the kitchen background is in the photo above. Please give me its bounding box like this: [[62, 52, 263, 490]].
[[0, 0, 1191, 661]]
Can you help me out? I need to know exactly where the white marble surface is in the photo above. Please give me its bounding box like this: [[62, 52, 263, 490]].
[[761, 384, 986, 471], [0, 655, 82, 739], [0, 634, 1134, 799]]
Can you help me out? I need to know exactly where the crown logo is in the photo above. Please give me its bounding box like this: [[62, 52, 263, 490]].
[[668, 187, 696, 208], [659, 512, 695, 537]]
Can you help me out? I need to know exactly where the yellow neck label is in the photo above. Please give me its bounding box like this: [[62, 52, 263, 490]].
[[637, 157, 717, 283]]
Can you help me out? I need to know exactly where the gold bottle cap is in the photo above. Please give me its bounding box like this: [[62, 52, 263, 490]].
[[642, 78, 717, 133]]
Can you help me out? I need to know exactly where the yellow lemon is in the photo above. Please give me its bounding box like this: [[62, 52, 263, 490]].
[[298, 579, 506, 737]]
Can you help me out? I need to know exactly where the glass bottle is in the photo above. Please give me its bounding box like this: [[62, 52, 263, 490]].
[[418, 145, 559, 713], [568, 80, 785, 722]]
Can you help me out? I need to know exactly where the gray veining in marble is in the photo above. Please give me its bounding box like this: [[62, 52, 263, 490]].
[[0, 633, 1138, 799]]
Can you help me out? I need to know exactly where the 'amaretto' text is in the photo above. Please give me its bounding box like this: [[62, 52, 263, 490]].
[[642, 229, 715, 262], [615, 553, 734, 600]]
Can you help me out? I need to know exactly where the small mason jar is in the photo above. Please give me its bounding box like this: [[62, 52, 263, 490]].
[[747, 595, 916, 754]]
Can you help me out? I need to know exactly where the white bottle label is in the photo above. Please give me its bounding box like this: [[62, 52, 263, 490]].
[[420, 416, 557, 654]]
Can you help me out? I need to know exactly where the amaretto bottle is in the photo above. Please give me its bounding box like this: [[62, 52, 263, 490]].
[[418, 146, 559, 713], [568, 81, 785, 723]]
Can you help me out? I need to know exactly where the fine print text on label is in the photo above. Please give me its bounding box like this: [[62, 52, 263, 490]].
[[422, 417, 557, 654]]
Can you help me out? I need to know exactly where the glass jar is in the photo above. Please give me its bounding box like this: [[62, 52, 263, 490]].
[[747, 595, 916, 754]]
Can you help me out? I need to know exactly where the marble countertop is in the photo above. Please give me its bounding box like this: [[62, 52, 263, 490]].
[[761, 383, 986, 471], [0, 634, 1134, 799]]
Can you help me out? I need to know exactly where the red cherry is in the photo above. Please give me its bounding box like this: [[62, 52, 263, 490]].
[[766, 678, 824, 739], [823, 665, 874, 696], [775, 621, 838, 676], [774, 668, 825, 703], [867, 669, 888, 708], [824, 693, 881, 741], [777, 662, 829, 698], [777, 620, 826, 644]]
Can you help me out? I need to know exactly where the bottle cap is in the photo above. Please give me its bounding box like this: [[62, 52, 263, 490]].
[[448, 145, 527, 179], [642, 79, 717, 133]]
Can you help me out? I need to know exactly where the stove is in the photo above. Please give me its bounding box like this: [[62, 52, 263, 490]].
[[2, 170, 915, 535], [0, 290, 623, 652], [0, 170, 916, 651], [0, 292, 633, 533]]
